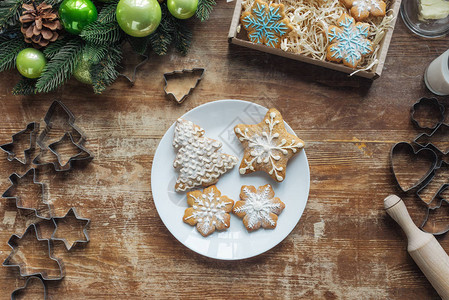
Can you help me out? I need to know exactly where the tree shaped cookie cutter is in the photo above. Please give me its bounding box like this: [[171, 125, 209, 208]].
[[0, 122, 39, 164], [10, 276, 47, 300], [3, 223, 65, 281], [2, 168, 52, 220], [33, 132, 94, 171], [51, 207, 90, 251], [163, 68, 205, 104], [420, 198, 449, 235]]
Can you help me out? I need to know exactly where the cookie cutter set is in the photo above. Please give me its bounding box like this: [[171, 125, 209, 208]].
[[0, 101, 92, 297], [390, 97, 449, 235]]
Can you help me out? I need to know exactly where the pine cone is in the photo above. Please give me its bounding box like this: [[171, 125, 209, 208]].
[[19, 2, 62, 48]]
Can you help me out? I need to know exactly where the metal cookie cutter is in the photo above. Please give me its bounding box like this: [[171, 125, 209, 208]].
[[421, 198, 449, 235], [163, 68, 205, 104], [411, 97, 445, 130], [415, 123, 449, 155], [0, 122, 39, 164], [11, 276, 47, 300], [2, 168, 52, 220], [33, 132, 94, 171], [37, 100, 86, 149], [416, 161, 449, 205], [51, 207, 90, 251], [3, 223, 65, 280], [390, 142, 438, 192]]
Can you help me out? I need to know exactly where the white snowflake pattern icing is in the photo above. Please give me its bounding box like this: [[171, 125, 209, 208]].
[[352, 0, 382, 17], [234, 185, 282, 229], [185, 190, 233, 235], [235, 111, 304, 181], [173, 119, 238, 192]]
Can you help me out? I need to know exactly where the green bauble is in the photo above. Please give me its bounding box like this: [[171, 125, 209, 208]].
[[167, 0, 198, 19], [59, 0, 98, 34], [16, 48, 47, 79], [116, 0, 161, 37], [73, 56, 92, 84]]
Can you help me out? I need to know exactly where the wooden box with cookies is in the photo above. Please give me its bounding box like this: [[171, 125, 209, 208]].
[[228, 0, 402, 79]]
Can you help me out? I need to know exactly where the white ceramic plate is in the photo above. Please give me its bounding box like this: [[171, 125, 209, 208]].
[[151, 100, 310, 260]]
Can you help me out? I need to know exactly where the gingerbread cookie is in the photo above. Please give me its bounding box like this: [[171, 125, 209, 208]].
[[233, 184, 285, 232], [173, 118, 238, 192], [240, 0, 293, 48], [183, 185, 234, 237], [234, 108, 304, 182], [341, 0, 386, 21], [326, 14, 373, 68]]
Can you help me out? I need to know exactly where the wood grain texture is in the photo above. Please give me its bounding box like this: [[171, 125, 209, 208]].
[[0, 1, 448, 298]]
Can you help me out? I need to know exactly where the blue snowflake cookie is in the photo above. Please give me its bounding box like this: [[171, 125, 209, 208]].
[[240, 0, 293, 48], [326, 13, 374, 68]]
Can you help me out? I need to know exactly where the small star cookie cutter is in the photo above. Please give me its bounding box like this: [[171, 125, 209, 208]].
[[10, 276, 47, 300], [3, 223, 65, 281], [0, 122, 39, 164], [33, 132, 94, 171], [163, 68, 205, 104], [51, 207, 90, 251], [2, 168, 52, 220]]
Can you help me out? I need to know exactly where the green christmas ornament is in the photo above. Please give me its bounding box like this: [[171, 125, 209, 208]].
[[73, 55, 92, 85], [116, 0, 162, 37], [16, 48, 47, 79], [167, 0, 198, 19], [59, 0, 98, 34]]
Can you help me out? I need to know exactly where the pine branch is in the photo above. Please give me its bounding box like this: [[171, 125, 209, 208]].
[[43, 37, 70, 59], [36, 38, 84, 93], [196, 0, 216, 22], [12, 78, 36, 95], [148, 3, 173, 55], [97, 1, 119, 24], [80, 21, 122, 44], [90, 45, 122, 94], [0, 0, 23, 31], [0, 36, 26, 72], [172, 18, 192, 55], [45, 0, 65, 5], [83, 42, 108, 64]]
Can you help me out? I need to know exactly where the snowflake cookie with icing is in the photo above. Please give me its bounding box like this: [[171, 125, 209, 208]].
[[326, 14, 374, 68], [183, 185, 234, 237], [233, 184, 285, 232], [173, 118, 238, 192], [341, 0, 386, 21], [234, 108, 305, 182], [240, 0, 293, 48]]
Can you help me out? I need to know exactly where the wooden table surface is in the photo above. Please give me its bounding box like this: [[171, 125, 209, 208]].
[[0, 1, 449, 298]]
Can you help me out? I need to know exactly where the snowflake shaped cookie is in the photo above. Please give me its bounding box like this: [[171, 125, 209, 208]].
[[173, 119, 238, 192], [183, 186, 234, 237], [234, 108, 305, 182], [233, 184, 285, 232], [326, 14, 373, 68], [240, 0, 293, 48], [341, 0, 386, 21]]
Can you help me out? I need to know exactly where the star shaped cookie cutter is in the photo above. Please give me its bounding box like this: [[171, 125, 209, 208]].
[[0, 122, 39, 164], [33, 132, 94, 171], [2, 168, 52, 220], [10, 276, 47, 300], [163, 68, 205, 104], [3, 223, 65, 281], [51, 207, 90, 251]]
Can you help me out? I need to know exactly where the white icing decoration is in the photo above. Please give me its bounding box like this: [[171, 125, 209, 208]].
[[352, 0, 383, 17], [235, 111, 304, 181], [234, 185, 283, 229], [173, 119, 238, 192], [184, 190, 233, 235]]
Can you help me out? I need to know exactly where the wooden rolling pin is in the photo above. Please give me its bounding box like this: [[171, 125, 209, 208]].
[[384, 194, 449, 299]]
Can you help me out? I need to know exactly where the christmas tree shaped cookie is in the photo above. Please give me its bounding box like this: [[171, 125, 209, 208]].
[[173, 118, 238, 192]]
